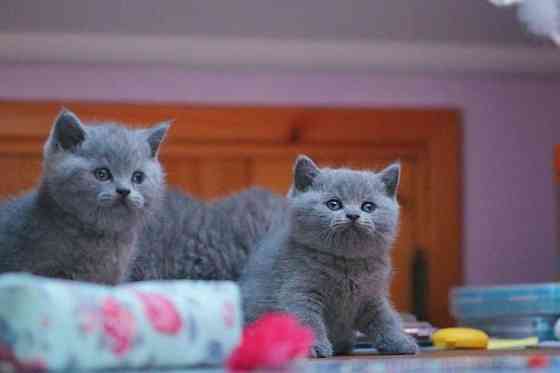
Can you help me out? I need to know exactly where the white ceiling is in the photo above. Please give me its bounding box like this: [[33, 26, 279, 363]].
[[0, 0, 549, 47]]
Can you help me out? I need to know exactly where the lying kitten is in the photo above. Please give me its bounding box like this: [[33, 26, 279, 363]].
[[128, 186, 287, 281], [240, 155, 418, 357], [0, 110, 168, 284]]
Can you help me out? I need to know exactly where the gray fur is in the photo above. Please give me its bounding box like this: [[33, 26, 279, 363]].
[[240, 155, 418, 357], [0, 110, 168, 284], [127, 186, 287, 281]]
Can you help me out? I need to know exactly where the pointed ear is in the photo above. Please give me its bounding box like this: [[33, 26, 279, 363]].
[[145, 121, 171, 158], [379, 162, 401, 197], [49, 109, 86, 151], [293, 154, 320, 192]]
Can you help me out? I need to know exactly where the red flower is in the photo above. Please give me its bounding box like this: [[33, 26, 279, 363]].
[[136, 292, 182, 335], [528, 354, 550, 368], [227, 313, 314, 371], [101, 297, 136, 356]]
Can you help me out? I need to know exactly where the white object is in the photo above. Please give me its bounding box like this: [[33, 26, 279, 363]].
[[0, 273, 242, 370], [489, 0, 560, 45], [518, 0, 560, 45], [488, 0, 524, 6], [554, 317, 560, 340]]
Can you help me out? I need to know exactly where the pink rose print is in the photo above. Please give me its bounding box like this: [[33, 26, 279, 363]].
[[101, 297, 136, 356], [136, 292, 182, 335], [222, 301, 236, 329], [79, 312, 97, 335]]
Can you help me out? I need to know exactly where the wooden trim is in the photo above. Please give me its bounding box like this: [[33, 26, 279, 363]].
[[555, 145, 560, 182], [427, 113, 463, 327], [1, 32, 560, 74]]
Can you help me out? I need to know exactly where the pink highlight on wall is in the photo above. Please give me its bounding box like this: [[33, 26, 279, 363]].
[[1, 63, 559, 285]]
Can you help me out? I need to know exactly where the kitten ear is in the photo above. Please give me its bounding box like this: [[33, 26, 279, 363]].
[[49, 109, 86, 151], [379, 162, 401, 197], [145, 121, 171, 158], [293, 154, 320, 192]]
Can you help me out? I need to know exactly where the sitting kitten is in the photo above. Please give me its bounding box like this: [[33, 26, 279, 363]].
[[0, 110, 168, 284], [128, 186, 287, 281], [240, 155, 418, 357]]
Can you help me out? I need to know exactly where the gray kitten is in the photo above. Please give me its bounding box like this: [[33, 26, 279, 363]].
[[240, 155, 418, 357], [0, 110, 168, 284], [128, 186, 287, 281]]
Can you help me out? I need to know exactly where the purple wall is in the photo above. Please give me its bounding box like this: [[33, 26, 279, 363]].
[[1, 63, 560, 285]]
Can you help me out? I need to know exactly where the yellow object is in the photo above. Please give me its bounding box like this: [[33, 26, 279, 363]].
[[487, 336, 539, 350], [432, 327, 489, 349]]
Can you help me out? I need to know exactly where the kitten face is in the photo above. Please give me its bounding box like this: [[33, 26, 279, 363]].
[[42, 110, 168, 233], [290, 155, 400, 257]]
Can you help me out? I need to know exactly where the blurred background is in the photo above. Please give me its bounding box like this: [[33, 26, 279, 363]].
[[1, 0, 560, 325]]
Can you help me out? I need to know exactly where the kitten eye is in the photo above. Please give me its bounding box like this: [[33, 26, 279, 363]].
[[361, 202, 377, 213], [131, 171, 145, 184], [326, 199, 343, 211], [94, 168, 112, 181]]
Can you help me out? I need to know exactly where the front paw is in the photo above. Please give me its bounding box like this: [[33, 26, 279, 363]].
[[309, 340, 333, 358], [375, 332, 418, 355]]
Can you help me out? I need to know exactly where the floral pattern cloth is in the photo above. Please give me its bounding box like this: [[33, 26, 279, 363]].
[[0, 273, 241, 371]]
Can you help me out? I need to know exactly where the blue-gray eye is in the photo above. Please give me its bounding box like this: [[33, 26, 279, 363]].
[[361, 201, 377, 213], [94, 168, 112, 181], [131, 171, 145, 184], [326, 199, 343, 210]]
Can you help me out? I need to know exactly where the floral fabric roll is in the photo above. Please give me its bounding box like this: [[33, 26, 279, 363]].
[[0, 273, 241, 371]]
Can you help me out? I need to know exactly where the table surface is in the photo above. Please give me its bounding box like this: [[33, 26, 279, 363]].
[[35, 348, 560, 373], [297, 348, 560, 372], [340, 347, 560, 359]]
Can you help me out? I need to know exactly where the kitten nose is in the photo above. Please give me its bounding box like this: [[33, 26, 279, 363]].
[[116, 188, 131, 197], [346, 213, 360, 221]]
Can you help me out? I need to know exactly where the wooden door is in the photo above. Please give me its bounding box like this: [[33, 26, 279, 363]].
[[0, 101, 461, 326]]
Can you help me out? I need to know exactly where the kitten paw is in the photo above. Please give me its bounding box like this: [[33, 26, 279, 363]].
[[375, 333, 418, 355], [309, 341, 333, 358]]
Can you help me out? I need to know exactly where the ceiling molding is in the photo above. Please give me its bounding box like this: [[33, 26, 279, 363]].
[[1, 32, 560, 74]]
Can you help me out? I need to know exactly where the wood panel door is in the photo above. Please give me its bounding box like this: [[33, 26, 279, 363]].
[[0, 101, 462, 326]]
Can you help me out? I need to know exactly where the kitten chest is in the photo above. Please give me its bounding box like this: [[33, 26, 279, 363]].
[[325, 257, 388, 321], [324, 260, 371, 317]]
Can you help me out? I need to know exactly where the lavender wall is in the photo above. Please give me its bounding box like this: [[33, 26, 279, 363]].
[[1, 63, 559, 285]]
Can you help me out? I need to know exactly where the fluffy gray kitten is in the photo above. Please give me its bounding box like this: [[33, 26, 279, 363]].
[[240, 155, 418, 357], [0, 110, 168, 284], [127, 186, 287, 281]]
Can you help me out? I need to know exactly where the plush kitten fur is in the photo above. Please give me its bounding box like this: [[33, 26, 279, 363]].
[[127, 186, 287, 281], [240, 155, 418, 357], [0, 110, 168, 284]]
